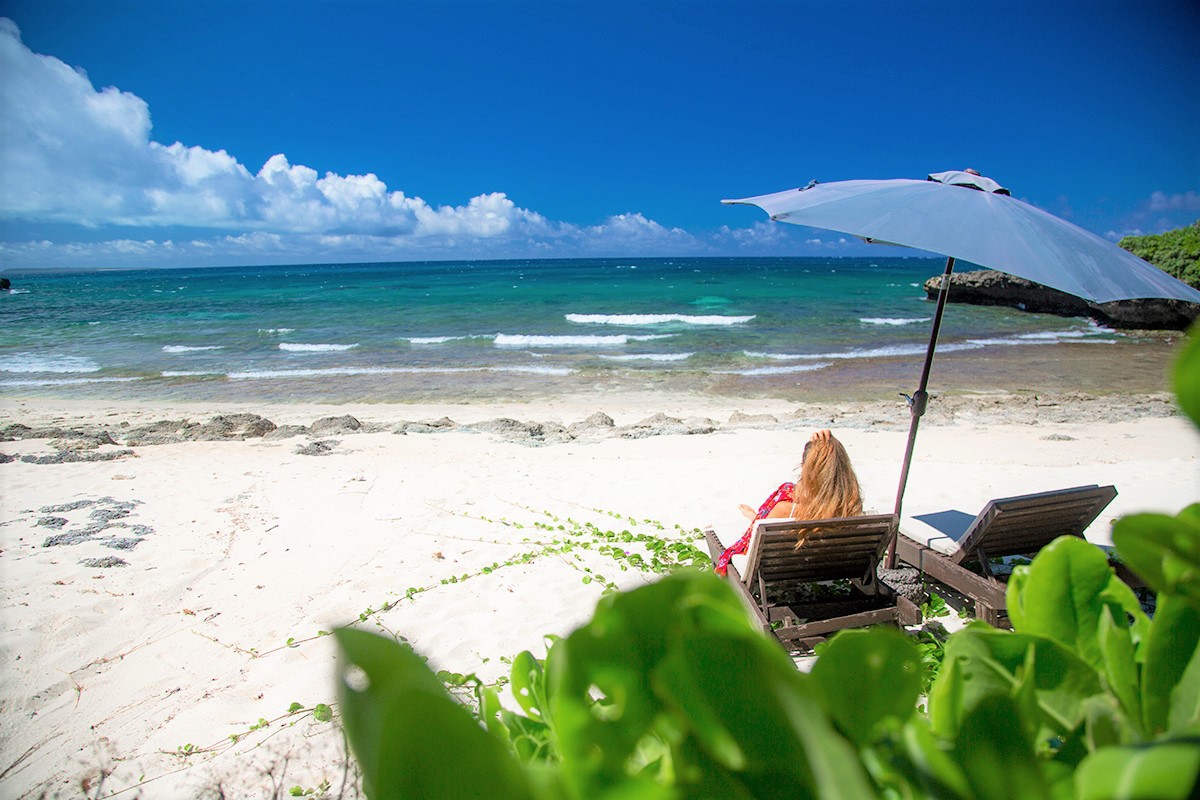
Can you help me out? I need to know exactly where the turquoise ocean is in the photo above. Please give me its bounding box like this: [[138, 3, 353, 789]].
[[0, 257, 1118, 403]]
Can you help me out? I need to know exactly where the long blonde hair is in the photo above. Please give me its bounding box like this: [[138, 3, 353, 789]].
[[791, 431, 863, 545]]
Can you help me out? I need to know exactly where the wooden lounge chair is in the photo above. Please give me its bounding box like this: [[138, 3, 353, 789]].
[[704, 514, 921, 651], [895, 484, 1119, 627]]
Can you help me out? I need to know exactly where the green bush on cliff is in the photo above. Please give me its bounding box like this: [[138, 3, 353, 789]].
[[1119, 221, 1200, 289]]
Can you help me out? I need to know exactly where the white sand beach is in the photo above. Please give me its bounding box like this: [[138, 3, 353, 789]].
[[1, 391, 1198, 797]]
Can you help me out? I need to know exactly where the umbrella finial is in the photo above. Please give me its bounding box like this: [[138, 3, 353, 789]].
[[928, 169, 1010, 196]]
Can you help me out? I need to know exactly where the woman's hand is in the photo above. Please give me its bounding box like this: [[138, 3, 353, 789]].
[[739, 503, 756, 520], [811, 428, 833, 444]]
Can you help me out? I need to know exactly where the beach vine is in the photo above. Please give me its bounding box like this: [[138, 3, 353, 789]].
[[132, 505, 711, 794], [213, 505, 710, 662]]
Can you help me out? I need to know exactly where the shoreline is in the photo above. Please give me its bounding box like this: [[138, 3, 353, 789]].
[[1, 385, 1197, 797], [1, 336, 1184, 407]]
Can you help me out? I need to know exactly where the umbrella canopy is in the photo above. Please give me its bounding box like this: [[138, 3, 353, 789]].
[[723, 170, 1200, 567], [724, 171, 1200, 304]]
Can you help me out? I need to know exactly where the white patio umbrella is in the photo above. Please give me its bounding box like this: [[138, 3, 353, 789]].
[[723, 170, 1200, 565]]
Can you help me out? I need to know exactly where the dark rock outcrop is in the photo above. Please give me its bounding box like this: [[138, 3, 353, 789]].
[[309, 415, 361, 435], [1089, 298, 1200, 331], [925, 270, 1199, 331]]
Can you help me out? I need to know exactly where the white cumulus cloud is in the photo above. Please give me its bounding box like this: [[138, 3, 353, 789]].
[[0, 18, 779, 267], [1149, 191, 1200, 212]]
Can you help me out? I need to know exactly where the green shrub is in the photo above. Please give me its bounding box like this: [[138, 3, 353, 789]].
[[1119, 222, 1200, 289]]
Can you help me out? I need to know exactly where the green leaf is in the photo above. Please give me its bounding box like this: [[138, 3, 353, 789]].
[[1006, 536, 1143, 672], [1169, 641, 1200, 735], [548, 570, 877, 798], [1172, 321, 1200, 428], [1076, 741, 1200, 800], [955, 694, 1051, 800], [287, 701, 304, 714], [312, 703, 332, 723], [1098, 605, 1142, 736], [895, 715, 973, 799], [809, 628, 923, 746], [1140, 594, 1200, 735], [509, 650, 551, 724], [334, 628, 533, 800], [1113, 506, 1200, 612], [928, 625, 1102, 740]]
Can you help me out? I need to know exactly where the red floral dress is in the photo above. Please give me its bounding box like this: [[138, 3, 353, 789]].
[[714, 482, 795, 577]]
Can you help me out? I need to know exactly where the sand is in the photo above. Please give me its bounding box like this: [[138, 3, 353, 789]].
[[1, 390, 1197, 798]]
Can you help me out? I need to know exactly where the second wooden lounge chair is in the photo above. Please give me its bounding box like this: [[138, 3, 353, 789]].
[[704, 514, 921, 651], [895, 484, 1119, 627]]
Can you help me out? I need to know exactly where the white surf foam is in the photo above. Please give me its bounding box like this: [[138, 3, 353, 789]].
[[403, 335, 495, 345], [162, 345, 224, 353], [494, 334, 674, 348], [0, 354, 101, 374], [599, 353, 693, 362], [860, 317, 932, 326], [278, 342, 359, 352], [717, 363, 834, 376], [259, 328, 295, 335], [226, 365, 575, 379], [744, 327, 1112, 363], [565, 313, 754, 326], [1, 377, 141, 387]]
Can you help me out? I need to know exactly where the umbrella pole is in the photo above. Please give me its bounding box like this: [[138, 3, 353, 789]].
[[885, 256, 955, 568]]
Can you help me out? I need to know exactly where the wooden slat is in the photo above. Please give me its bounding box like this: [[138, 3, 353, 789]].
[[704, 514, 903, 652], [898, 485, 1120, 630], [956, 485, 1116, 562]]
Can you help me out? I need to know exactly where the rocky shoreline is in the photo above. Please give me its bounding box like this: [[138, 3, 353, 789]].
[[1, 392, 1182, 458], [924, 270, 1200, 331]]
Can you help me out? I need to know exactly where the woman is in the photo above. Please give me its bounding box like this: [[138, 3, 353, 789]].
[[714, 429, 863, 577]]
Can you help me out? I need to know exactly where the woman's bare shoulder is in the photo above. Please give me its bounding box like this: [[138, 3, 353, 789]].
[[765, 501, 796, 519]]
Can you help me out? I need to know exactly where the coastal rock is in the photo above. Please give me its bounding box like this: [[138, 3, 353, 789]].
[[81, 556, 128, 568], [123, 419, 200, 445], [729, 411, 779, 426], [296, 439, 338, 456], [0, 452, 16, 464], [681, 416, 719, 434], [567, 412, 616, 435], [396, 417, 458, 434], [1089, 298, 1200, 331], [924, 271, 1090, 316], [197, 414, 277, 440], [471, 418, 574, 445], [622, 413, 717, 438], [0, 423, 32, 441], [20, 450, 136, 465], [51, 431, 117, 452], [925, 270, 1200, 330], [264, 425, 308, 440], [309, 415, 361, 435]]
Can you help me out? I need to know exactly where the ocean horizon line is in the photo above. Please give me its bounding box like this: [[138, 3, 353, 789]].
[[0, 253, 947, 277]]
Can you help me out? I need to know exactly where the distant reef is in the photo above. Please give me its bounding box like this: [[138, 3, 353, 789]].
[[924, 221, 1200, 331]]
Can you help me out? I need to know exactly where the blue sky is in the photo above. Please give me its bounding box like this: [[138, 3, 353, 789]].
[[0, 0, 1196, 269]]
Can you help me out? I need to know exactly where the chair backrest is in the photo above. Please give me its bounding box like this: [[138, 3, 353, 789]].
[[742, 514, 895, 587], [954, 484, 1118, 565]]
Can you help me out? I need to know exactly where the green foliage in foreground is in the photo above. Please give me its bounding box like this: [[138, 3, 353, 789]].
[[1118, 221, 1200, 289], [334, 524, 1200, 799], [335, 325, 1200, 799]]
